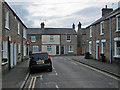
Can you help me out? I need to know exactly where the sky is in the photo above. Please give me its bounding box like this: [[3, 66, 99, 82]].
[[5, 0, 120, 30]]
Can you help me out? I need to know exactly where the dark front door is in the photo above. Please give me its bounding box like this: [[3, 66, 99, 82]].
[[56, 45, 59, 55], [61, 46, 64, 54]]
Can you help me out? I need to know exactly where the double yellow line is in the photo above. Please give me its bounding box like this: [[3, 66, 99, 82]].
[[28, 77, 36, 90]]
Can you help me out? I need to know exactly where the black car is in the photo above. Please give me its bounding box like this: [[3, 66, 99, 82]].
[[29, 52, 52, 73]]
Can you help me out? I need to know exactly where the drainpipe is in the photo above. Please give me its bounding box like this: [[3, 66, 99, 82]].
[[109, 18, 112, 63]]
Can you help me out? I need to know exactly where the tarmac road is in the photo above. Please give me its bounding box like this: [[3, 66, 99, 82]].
[[24, 56, 119, 89]]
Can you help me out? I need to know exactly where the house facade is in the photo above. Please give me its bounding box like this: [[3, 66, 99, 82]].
[[1, 2, 28, 71], [27, 23, 77, 56], [84, 6, 120, 63]]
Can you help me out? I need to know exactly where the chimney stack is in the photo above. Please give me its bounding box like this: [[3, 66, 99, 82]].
[[102, 5, 113, 16], [78, 22, 82, 30], [41, 22, 45, 28], [72, 23, 75, 29]]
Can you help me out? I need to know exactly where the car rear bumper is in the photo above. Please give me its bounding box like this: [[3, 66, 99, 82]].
[[29, 64, 51, 70]]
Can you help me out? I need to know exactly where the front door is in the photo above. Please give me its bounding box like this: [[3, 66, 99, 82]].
[[56, 45, 59, 55], [61, 46, 64, 54], [96, 43, 100, 60], [10, 42, 14, 67], [14, 43, 17, 65]]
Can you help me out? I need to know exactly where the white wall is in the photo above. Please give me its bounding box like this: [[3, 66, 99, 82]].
[[42, 35, 60, 44]]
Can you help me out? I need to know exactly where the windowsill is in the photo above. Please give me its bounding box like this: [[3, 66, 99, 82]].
[[2, 61, 8, 66], [100, 33, 104, 36], [67, 40, 71, 42], [17, 33, 20, 35], [90, 36, 92, 38], [5, 27, 10, 30], [50, 41, 54, 42], [113, 55, 120, 58], [68, 51, 74, 53], [31, 41, 36, 43], [116, 30, 120, 33]]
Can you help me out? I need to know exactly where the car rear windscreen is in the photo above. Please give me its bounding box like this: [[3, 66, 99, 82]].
[[32, 53, 48, 60]]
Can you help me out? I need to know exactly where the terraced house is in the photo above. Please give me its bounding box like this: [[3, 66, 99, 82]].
[[27, 23, 77, 56], [84, 5, 120, 63], [1, 2, 28, 72]]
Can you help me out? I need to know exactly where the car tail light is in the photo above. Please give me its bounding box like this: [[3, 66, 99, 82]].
[[30, 55, 33, 61], [47, 52, 50, 59]]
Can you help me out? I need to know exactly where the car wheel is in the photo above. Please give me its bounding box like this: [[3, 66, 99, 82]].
[[48, 67, 52, 72], [30, 69, 33, 74]]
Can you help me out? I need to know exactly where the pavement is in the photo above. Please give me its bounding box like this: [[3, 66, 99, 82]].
[[2, 59, 30, 89], [69, 56, 120, 78]]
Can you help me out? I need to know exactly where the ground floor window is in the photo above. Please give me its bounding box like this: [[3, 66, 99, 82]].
[[18, 44, 21, 53], [68, 45, 74, 52], [101, 40, 106, 54], [114, 37, 120, 57], [89, 41, 92, 54], [33, 46, 39, 53], [47, 45, 52, 52], [2, 41, 8, 59], [24, 45, 26, 56]]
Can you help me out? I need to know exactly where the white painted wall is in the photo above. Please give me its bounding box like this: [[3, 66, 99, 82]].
[[42, 35, 60, 44]]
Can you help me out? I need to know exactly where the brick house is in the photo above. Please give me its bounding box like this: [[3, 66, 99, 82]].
[[1, 2, 28, 71], [27, 23, 77, 55], [77, 22, 86, 55], [84, 5, 120, 63]]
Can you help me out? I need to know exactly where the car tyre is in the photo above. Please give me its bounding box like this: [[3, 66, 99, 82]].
[[48, 67, 52, 72]]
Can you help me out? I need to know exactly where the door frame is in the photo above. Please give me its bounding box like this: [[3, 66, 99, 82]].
[[96, 40, 100, 60]]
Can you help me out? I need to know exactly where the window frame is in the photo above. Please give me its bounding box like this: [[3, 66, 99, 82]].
[[18, 44, 21, 53], [5, 11, 10, 30], [68, 45, 74, 52], [47, 45, 52, 52], [114, 37, 120, 58], [100, 21, 104, 35], [50, 36, 54, 41], [31, 36, 36, 42], [90, 26, 92, 38], [66, 35, 71, 42], [23, 28, 26, 39], [89, 41, 92, 54], [116, 15, 120, 32], [101, 40, 106, 54], [18, 23, 20, 35], [2, 41, 8, 59], [33, 46, 39, 53]]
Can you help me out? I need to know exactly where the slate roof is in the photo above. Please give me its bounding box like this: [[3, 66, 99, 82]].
[[87, 7, 120, 28], [78, 28, 86, 35], [27, 28, 77, 35]]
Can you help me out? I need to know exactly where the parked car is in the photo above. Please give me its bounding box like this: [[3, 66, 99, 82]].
[[29, 52, 52, 73]]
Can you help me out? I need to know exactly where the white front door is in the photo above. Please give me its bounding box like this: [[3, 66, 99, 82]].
[[10, 42, 14, 67], [14, 43, 17, 65]]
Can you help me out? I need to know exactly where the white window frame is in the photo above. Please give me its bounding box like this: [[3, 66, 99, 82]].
[[101, 40, 106, 54], [33, 46, 39, 53], [116, 15, 120, 32], [47, 45, 52, 52], [18, 44, 21, 53], [23, 28, 26, 39], [89, 41, 92, 54], [24, 45, 26, 56], [2, 41, 8, 59], [100, 21, 104, 35], [50, 36, 54, 41], [114, 37, 120, 58], [68, 45, 74, 52], [31, 36, 36, 42], [66, 35, 71, 42], [18, 23, 20, 35], [90, 26, 92, 38], [5, 11, 10, 29]]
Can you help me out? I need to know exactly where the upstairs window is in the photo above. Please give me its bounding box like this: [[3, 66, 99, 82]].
[[18, 23, 20, 34], [50, 36, 54, 41], [67, 35, 71, 42], [23, 28, 26, 39], [116, 15, 120, 32], [90, 26, 92, 37], [31, 36, 36, 42], [5, 11, 9, 29], [100, 21, 104, 35]]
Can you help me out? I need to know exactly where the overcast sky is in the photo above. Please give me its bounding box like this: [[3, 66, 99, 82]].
[[5, 0, 120, 29]]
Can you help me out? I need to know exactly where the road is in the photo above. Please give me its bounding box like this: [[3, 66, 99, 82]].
[[24, 56, 119, 89]]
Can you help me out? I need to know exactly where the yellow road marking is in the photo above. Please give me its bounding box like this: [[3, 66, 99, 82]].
[[72, 60, 120, 81], [32, 77, 36, 90], [28, 77, 34, 90]]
